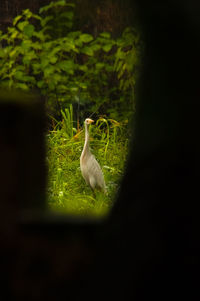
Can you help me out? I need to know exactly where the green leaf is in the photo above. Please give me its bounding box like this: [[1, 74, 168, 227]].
[[39, 2, 54, 14], [114, 60, 123, 72], [13, 15, 23, 26], [74, 39, 83, 47], [22, 9, 32, 19], [41, 56, 50, 69], [99, 32, 111, 39], [23, 24, 35, 38], [49, 55, 58, 64], [102, 44, 112, 52], [90, 43, 101, 52], [53, 0, 67, 7], [51, 46, 62, 55], [15, 65, 25, 72], [37, 80, 45, 88], [79, 82, 87, 89], [115, 48, 125, 60], [78, 65, 88, 72], [67, 31, 81, 39], [40, 16, 54, 27], [79, 34, 93, 43], [9, 48, 18, 57], [10, 29, 19, 39], [52, 73, 62, 84], [15, 83, 29, 91], [31, 42, 42, 50], [31, 14, 42, 21], [44, 65, 55, 77], [33, 30, 48, 42], [81, 46, 94, 56], [69, 86, 78, 92], [14, 71, 35, 83], [32, 63, 41, 75], [57, 60, 74, 73], [0, 35, 7, 43], [14, 71, 24, 80], [57, 84, 68, 92], [39, 0, 69, 14], [96, 63, 105, 69], [25, 76, 35, 83], [21, 40, 32, 50], [17, 21, 29, 31], [22, 51, 37, 65]]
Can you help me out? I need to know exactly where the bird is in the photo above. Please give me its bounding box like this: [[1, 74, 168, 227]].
[[80, 118, 106, 193]]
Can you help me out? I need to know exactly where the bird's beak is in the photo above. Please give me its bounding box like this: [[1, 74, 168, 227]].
[[88, 118, 94, 124]]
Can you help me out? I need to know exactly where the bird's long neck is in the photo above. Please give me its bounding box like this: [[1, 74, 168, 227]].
[[83, 123, 90, 156]]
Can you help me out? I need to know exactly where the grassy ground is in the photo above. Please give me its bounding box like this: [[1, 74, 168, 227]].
[[46, 112, 129, 218]]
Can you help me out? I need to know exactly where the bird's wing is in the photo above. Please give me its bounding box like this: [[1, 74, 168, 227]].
[[87, 154, 105, 189], [87, 154, 102, 173]]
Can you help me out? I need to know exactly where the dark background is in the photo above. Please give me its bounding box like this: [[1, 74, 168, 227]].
[[0, 0, 200, 300], [0, 0, 137, 36]]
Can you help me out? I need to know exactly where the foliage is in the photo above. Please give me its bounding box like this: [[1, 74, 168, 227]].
[[0, 0, 141, 121], [115, 27, 141, 91], [61, 104, 76, 138], [46, 112, 129, 217]]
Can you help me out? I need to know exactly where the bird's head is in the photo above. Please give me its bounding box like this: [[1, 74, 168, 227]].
[[85, 118, 94, 125]]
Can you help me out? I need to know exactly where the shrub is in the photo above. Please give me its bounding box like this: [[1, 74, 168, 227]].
[[0, 0, 141, 121]]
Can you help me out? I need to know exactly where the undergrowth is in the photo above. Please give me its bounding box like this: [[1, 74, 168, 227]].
[[46, 108, 130, 217]]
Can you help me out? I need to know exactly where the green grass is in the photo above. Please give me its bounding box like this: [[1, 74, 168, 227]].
[[46, 113, 129, 218]]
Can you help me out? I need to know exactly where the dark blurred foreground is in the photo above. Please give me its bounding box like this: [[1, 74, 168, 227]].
[[0, 0, 200, 300]]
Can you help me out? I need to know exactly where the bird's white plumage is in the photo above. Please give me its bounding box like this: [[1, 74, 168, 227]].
[[80, 152, 105, 190], [80, 118, 106, 193]]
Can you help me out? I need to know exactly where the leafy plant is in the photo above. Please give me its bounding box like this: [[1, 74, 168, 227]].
[[61, 104, 76, 138], [111, 27, 142, 119], [0, 0, 141, 121], [115, 27, 141, 91]]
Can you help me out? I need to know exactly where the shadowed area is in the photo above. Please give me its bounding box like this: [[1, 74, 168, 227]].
[[0, 0, 200, 300]]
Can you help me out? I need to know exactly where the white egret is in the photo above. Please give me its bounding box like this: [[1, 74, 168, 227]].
[[80, 118, 106, 193]]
